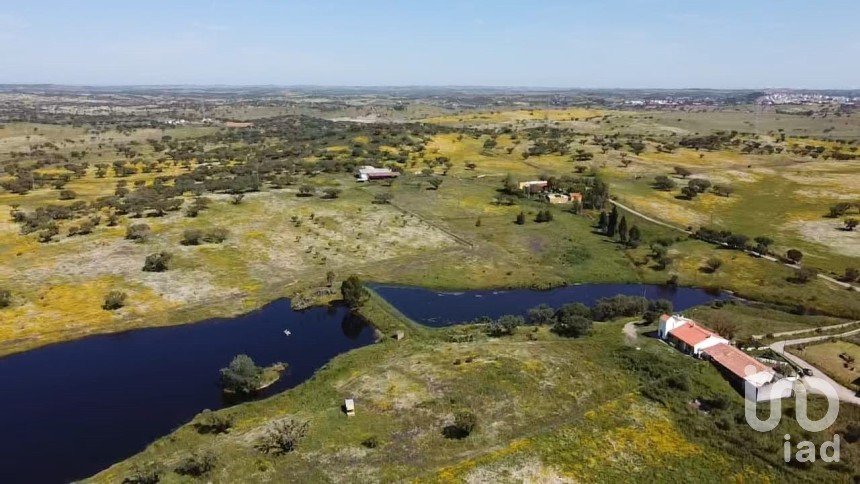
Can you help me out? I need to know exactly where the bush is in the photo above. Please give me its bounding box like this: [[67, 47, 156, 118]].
[[322, 188, 342, 199], [444, 410, 477, 439], [202, 227, 229, 243], [643, 299, 673, 324], [58, 189, 77, 200], [181, 228, 203, 245], [102, 290, 127, 310], [174, 451, 216, 477], [487, 314, 523, 336], [0, 288, 11, 308], [705, 257, 723, 272], [361, 436, 380, 448], [526, 304, 555, 325], [123, 462, 161, 484], [220, 354, 263, 395], [257, 419, 309, 455], [142, 252, 172, 272], [194, 409, 233, 434], [792, 267, 818, 283], [552, 314, 592, 337], [591, 295, 648, 321], [126, 223, 151, 242]]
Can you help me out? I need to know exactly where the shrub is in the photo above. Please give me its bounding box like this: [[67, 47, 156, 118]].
[[341, 275, 368, 308], [487, 315, 523, 336], [142, 252, 171, 272], [444, 410, 477, 439], [123, 462, 161, 484], [194, 409, 233, 434], [102, 290, 127, 310], [0, 288, 11, 308], [552, 313, 592, 337], [58, 189, 77, 200], [257, 419, 309, 455], [181, 228, 202, 246], [322, 188, 342, 199], [126, 223, 151, 242], [515, 211, 525, 225], [297, 185, 315, 197], [373, 192, 392, 204], [705, 257, 723, 272], [361, 436, 380, 448], [526, 304, 555, 325], [174, 451, 216, 477], [591, 295, 648, 321], [643, 299, 673, 324], [785, 249, 803, 264], [202, 227, 229, 243], [792, 267, 818, 284], [220, 354, 263, 395]]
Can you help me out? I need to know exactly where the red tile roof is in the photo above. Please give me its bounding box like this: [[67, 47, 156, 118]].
[[703, 343, 773, 380], [668, 322, 718, 347]]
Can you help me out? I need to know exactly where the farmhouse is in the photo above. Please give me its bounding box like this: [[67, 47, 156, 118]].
[[658, 314, 728, 356], [545, 192, 584, 204], [702, 343, 786, 401], [356, 165, 399, 181], [518, 180, 548, 193], [658, 314, 789, 401]]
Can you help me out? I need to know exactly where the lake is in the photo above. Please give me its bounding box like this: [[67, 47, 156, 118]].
[[372, 283, 726, 326], [0, 283, 724, 483]]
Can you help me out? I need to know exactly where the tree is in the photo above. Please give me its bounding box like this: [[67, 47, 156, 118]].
[[341, 275, 368, 308], [653, 175, 676, 191], [0, 288, 11, 308], [102, 290, 127, 310], [786, 249, 803, 264], [526, 304, 555, 325], [427, 177, 443, 190], [220, 354, 263, 395], [552, 313, 592, 337], [617, 216, 628, 244], [629, 141, 646, 155], [126, 223, 151, 242], [688, 178, 711, 193], [515, 211, 525, 225], [793, 267, 818, 283], [297, 185, 315, 197], [643, 299, 673, 324], [673, 166, 692, 178], [142, 252, 172, 272], [606, 206, 619, 237], [725, 234, 749, 250], [753, 236, 773, 254], [502, 173, 518, 194], [325, 270, 336, 287], [705, 257, 723, 273], [680, 186, 698, 200], [597, 211, 608, 233], [844, 218, 859, 231], [843, 267, 859, 283], [488, 315, 523, 336], [58, 189, 77, 200], [257, 419, 309, 455], [627, 225, 642, 247], [710, 321, 738, 340]]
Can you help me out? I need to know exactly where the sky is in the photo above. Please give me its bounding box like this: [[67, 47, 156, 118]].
[[1, 0, 858, 89]]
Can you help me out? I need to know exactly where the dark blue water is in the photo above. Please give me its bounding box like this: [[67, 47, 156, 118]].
[[372, 283, 726, 326], [0, 300, 375, 484], [0, 283, 724, 483]]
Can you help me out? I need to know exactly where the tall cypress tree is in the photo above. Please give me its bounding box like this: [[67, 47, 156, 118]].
[[618, 216, 628, 243], [607, 206, 619, 237], [597, 211, 608, 233]]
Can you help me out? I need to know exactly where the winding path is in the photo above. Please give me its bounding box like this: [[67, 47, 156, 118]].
[[768, 328, 860, 406], [608, 199, 858, 291]]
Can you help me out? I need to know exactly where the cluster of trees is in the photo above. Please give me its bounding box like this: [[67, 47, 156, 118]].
[[678, 131, 737, 151], [597, 206, 641, 247], [694, 227, 775, 254], [475, 296, 672, 340], [219, 354, 264, 395]]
